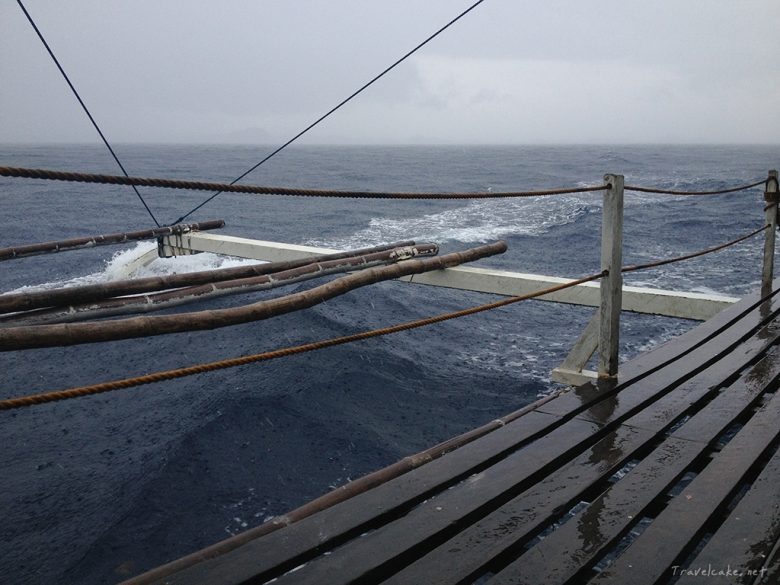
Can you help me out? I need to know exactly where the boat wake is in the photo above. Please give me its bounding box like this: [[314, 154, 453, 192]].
[[307, 195, 598, 249], [1, 242, 265, 296]]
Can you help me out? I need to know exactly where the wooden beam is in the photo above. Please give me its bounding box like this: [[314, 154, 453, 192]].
[[598, 174, 625, 377], [763, 170, 778, 295], [401, 268, 734, 320], [158, 232, 340, 261], [550, 311, 600, 385], [161, 232, 737, 321]]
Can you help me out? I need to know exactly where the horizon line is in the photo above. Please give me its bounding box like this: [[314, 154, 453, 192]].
[[2, 141, 779, 148]]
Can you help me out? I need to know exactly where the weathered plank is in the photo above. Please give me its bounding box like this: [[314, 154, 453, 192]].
[[598, 321, 780, 433], [588, 376, 780, 585], [255, 314, 780, 585], [384, 425, 661, 585], [484, 346, 780, 585], [486, 438, 702, 585], [598, 174, 624, 377], [757, 537, 780, 585], [384, 340, 780, 585], [675, 443, 780, 585], [235, 419, 604, 585]]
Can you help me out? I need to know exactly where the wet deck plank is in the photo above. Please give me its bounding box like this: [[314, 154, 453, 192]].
[[588, 388, 780, 585], [390, 343, 780, 585], [488, 346, 780, 585], [135, 282, 780, 585], [758, 539, 780, 585], [675, 443, 780, 585]]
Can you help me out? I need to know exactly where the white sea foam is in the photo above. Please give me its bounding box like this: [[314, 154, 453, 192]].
[[2, 241, 265, 295], [307, 195, 598, 249], [126, 243, 265, 278]]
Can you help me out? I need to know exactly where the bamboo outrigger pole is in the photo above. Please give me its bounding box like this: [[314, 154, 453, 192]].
[[0, 240, 417, 314], [0, 219, 225, 261], [2, 244, 439, 325], [0, 241, 507, 350]]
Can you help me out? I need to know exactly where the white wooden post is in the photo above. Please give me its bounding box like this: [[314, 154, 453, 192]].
[[762, 170, 778, 293], [599, 174, 624, 378]]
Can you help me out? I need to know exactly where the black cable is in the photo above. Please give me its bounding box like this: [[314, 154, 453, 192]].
[[172, 0, 489, 224], [16, 0, 161, 227]]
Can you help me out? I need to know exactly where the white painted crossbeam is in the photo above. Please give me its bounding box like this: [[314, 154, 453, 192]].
[[400, 266, 734, 321], [159, 232, 737, 321]]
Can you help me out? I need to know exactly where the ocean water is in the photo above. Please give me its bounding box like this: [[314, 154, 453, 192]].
[[0, 144, 777, 584]]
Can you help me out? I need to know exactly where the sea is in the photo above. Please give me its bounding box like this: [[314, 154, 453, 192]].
[[0, 143, 777, 584]]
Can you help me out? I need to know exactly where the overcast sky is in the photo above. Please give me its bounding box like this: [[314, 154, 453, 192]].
[[2, 0, 779, 144]]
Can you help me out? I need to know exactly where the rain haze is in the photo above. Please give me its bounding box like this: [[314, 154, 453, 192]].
[[1, 0, 779, 145]]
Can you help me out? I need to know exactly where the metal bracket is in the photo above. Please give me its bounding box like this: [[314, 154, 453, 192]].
[[390, 246, 418, 261]]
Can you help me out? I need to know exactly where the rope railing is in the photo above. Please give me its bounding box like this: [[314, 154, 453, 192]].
[[1, 166, 769, 200], [622, 224, 770, 273], [0, 272, 605, 411], [624, 179, 765, 195], [0, 221, 769, 411], [0, 166, 607, 200]]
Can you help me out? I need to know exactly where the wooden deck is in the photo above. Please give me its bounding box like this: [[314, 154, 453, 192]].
[[136, 280, 780, 585]]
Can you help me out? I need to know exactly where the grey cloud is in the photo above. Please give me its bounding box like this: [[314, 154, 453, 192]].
[[1, 0, 778, 144]]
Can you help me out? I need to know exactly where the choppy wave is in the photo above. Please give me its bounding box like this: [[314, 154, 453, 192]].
[[2, 242, 265, 295], [3, 144, 777, 585], [307, 195, 598, 248]]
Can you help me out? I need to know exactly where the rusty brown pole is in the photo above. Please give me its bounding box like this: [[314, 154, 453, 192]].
[[0, 241, 507, 350], [0, 220, 225, 261], [2, 244, 439, 325], [0, 240, 417, 314]]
